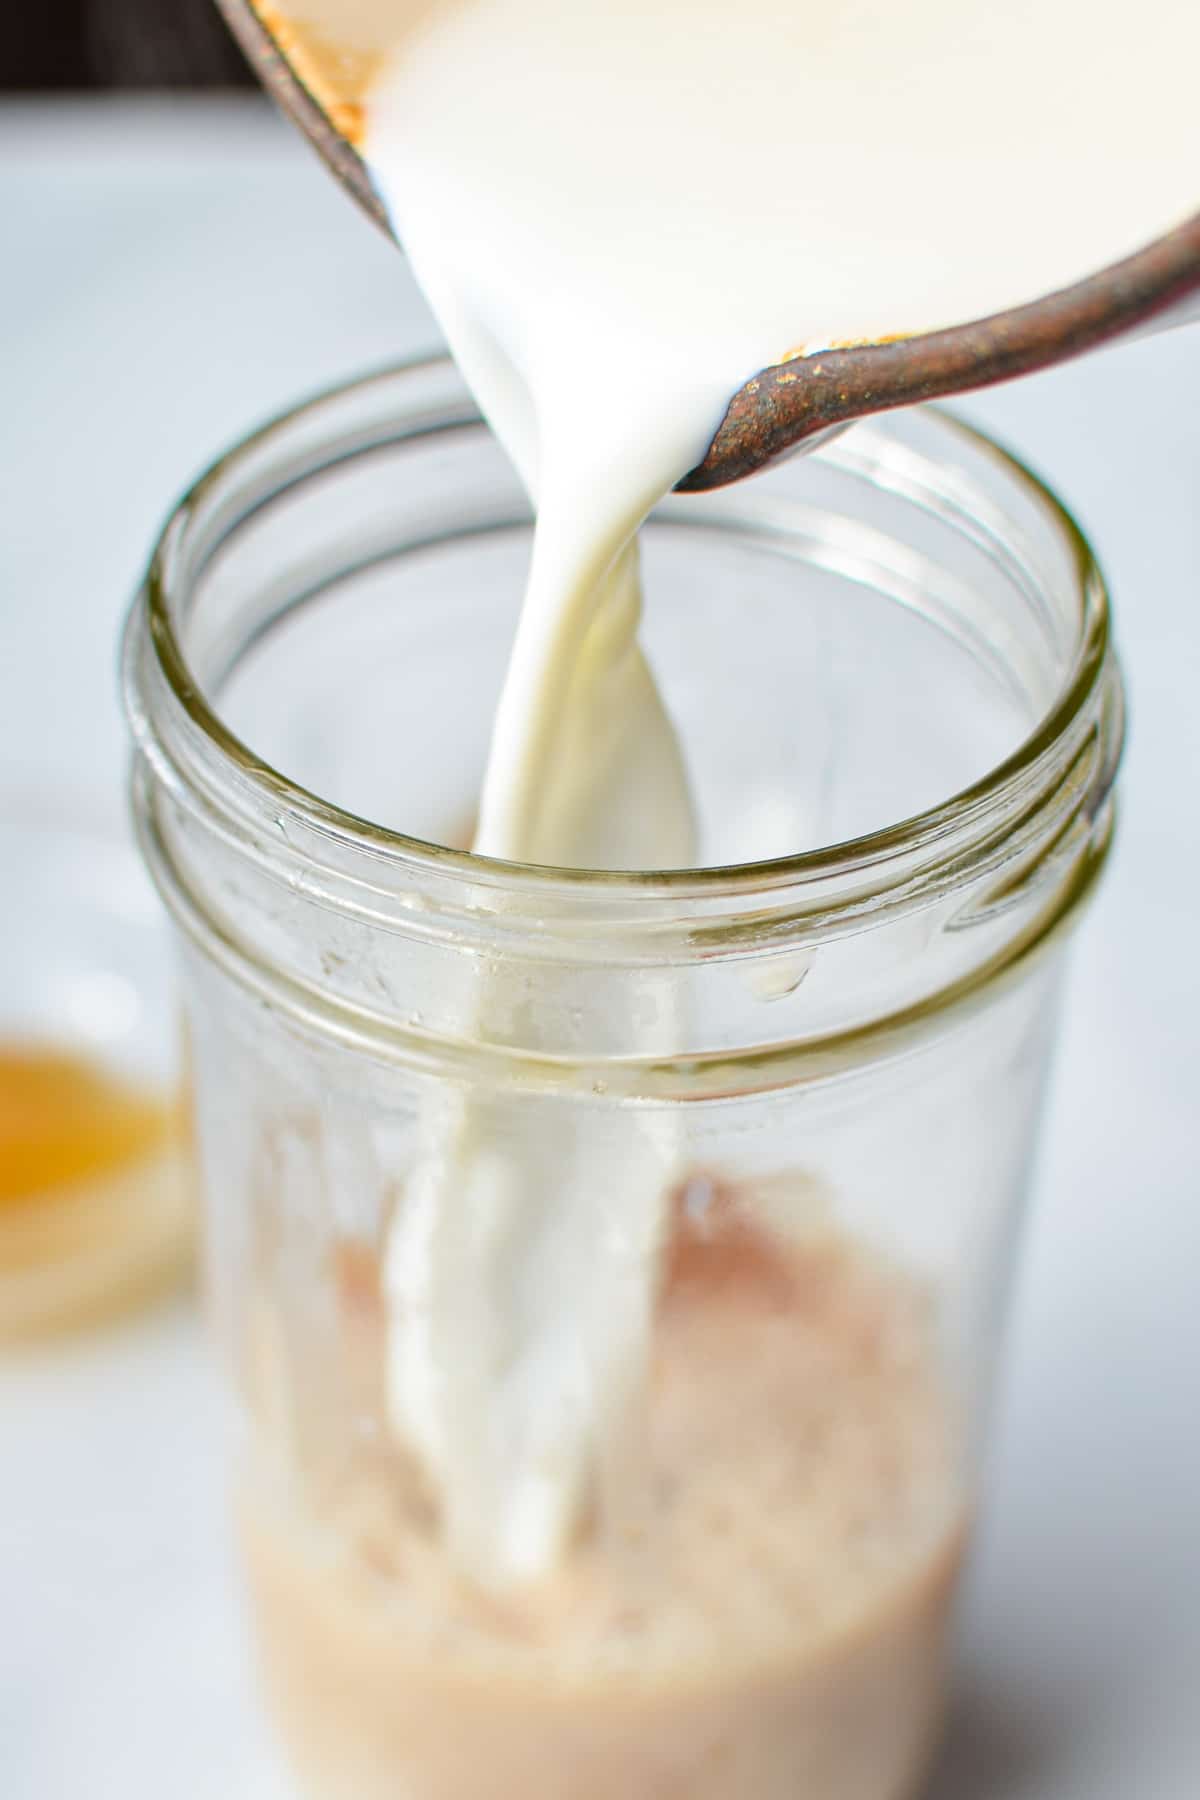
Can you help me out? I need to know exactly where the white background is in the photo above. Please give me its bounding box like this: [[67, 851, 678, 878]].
[[1, 98, 1197, 1799]]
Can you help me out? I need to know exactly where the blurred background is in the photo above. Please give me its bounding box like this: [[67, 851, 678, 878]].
[[5, 3, 253, 88], [2, 13, 1198, 1800]]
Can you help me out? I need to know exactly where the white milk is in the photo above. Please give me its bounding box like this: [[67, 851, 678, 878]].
[[263, 0, 1198, 1583]]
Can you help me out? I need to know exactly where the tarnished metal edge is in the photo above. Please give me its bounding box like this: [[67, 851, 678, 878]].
[[678, 215, 1200, 491], [213, 0, 390, 235]]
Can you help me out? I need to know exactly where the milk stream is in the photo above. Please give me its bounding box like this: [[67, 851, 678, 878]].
[[270, 0, 1197, 1584]]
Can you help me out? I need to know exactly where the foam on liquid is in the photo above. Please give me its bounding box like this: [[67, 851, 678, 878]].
[[262, 0, 1198, 1584]]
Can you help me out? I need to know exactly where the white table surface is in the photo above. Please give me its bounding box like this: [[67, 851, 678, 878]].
[[1, 97, 1197, 1800]]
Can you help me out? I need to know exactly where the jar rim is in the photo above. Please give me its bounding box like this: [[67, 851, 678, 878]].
[[132, 355, 1115, 911]]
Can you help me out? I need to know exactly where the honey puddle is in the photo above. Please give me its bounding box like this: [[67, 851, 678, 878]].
[[0, 1047, 191, 1336]]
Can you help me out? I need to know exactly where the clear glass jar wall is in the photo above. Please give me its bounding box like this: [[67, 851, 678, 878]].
[[125, 361, 1123, 1800]]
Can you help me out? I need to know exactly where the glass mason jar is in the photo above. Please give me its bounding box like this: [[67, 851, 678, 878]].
[[123, 360, 1123, 1800]]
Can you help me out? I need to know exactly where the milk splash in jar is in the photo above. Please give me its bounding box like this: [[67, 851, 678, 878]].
[[253, 0, 1199, 1586]]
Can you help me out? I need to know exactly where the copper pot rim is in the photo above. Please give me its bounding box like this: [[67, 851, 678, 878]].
[[215, 0, 1200, 494]]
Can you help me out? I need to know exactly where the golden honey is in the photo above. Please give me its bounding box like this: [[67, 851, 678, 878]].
[[0, 1046, 190, 1336]]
